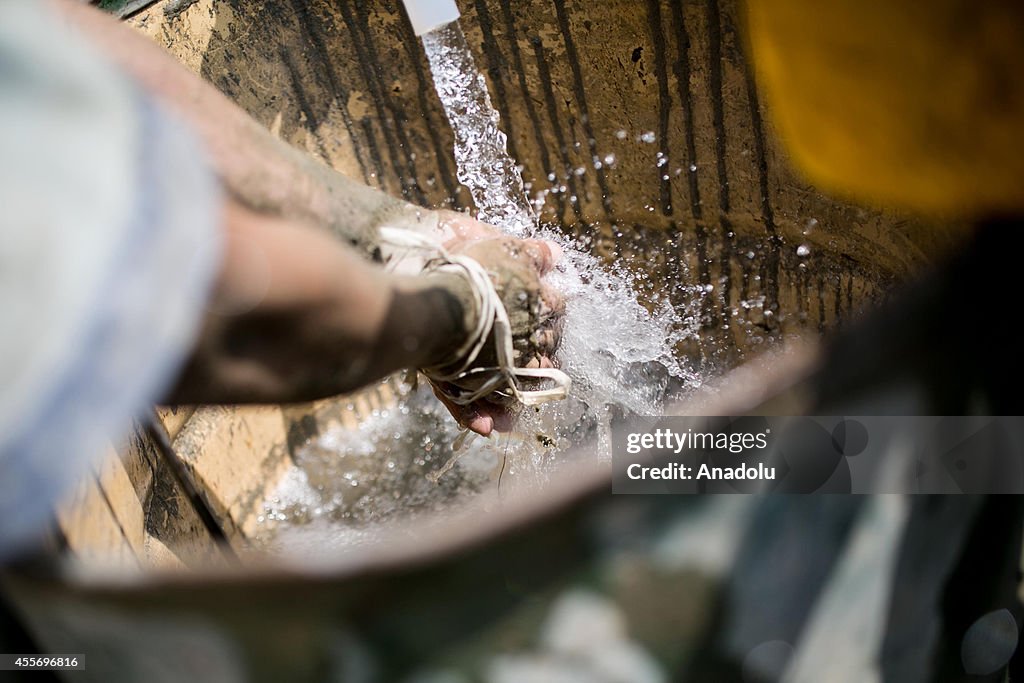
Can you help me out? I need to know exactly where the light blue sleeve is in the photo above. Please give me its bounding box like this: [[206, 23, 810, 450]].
[[0, 1, 223, 560]]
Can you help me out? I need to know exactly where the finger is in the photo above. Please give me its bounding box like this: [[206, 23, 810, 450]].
[[465, 411, 494, 436], [532, 326, 562, 356], [464, 397, 514, 434], [522, 239, 558, 275], [544, 239, 563, 266], [479, 402, 514, 433], [438, 211, 500, 246], [539, 284, 566, 318], [432, 383, 502, 437], [459, 220, 496, 241], [523, 354, 558, 372]]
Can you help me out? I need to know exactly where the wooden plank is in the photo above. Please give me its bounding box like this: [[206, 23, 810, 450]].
[[55, 465, 140, 572], [172, 406, 292, 539], [92, 449, 147, 558]]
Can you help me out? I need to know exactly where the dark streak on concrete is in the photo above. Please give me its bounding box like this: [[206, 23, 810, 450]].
[[530, 34, 585, 227], [552, 0, 616, 222], [644, 0, 674, 217]]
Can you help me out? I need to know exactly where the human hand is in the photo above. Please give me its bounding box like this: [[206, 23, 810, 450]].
[[428, 211, 565, 436]]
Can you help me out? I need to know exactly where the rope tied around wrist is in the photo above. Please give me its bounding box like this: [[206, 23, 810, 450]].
[[379, 226, 571, 408]]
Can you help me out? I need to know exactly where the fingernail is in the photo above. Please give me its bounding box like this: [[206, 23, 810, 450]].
[[546, 240, 563, 264]]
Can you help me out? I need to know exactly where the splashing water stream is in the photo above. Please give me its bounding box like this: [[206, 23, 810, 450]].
[[419, 21, 702, 434], [421, 24, 537, 235]]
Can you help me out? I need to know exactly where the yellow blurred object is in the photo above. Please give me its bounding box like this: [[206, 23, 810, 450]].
[[746, 0, 1024, 216]]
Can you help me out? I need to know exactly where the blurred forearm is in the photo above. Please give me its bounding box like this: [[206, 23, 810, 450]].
[[49, 0, 434, 258], [167, 201, 472, 404]]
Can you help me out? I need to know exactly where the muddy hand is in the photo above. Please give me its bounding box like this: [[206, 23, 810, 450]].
[[431, 212, 564, 436]]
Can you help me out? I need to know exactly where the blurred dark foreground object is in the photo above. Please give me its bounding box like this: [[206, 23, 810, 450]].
[[689, 221, 1024, 683]]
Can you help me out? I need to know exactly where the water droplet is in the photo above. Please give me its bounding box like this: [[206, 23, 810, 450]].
[[796, 244, 811, 257], [689, 163, 697, 172], [640, 131, 656, 143], [615, 129, 628, 139], [547, 172, 557, 182], [603, 153, 617, 166]]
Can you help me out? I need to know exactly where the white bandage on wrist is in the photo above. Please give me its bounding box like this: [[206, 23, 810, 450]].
[[378, 226, 571, 408]]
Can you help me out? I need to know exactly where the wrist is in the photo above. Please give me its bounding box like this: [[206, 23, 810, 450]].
[[389, 271, 478, 369]]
